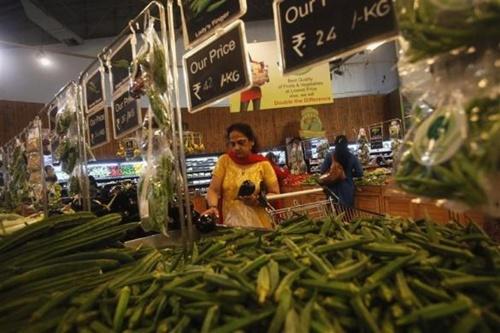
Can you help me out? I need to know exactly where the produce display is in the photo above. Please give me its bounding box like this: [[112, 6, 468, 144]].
[[1, 211, 499, 332], [355, 168, 391, 186], [396, 0, 500, 62], [3, 142, 29, 210], [282, 174, 310, 187], [0, 212, 153, 333], [0, 212, 44, 236]]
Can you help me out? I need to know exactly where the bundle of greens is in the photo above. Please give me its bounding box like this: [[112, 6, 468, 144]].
[[356, 168, 391, 186], [55, 106, 76, 136], [5, 144, 29, 210], [396, 0, 500, 62], [56, 139, 79, 175]]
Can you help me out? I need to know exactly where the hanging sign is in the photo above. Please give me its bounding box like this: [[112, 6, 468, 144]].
[[112, 89, 142, 139], [369, 123, 384, 149], [183, 20, 251, 113], [179, 0, 247, 48], [83, 68, 105, 113], [229, 41, 332, 112], [87, 107, 110, 149], [110, 36, 134, 94], [273, 0, 398, 74]]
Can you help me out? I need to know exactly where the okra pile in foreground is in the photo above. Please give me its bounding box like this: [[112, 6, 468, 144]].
[[1, 213, 499, 333]]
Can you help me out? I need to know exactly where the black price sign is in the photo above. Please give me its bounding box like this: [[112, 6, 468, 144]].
[[110, 37, 133, 94], [370, 124, 384, 149], [87, 108, 110, 148], [179, 0, 246, 48], [84, 69, 104, 113], [274, 0, 398, 74], [112, 90, 142, 139], [183, 20, 251, 113]]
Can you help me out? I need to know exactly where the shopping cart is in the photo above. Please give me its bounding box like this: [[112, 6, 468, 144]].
[[262, 187, 382, 227]]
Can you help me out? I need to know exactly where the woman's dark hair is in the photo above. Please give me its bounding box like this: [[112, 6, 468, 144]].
[[333, 135, 350, 170], [265, 152, 277, 164], [226, 123, 259, 153]]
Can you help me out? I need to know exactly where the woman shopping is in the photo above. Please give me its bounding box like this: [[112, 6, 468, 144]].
[[203, 123, 279, 229], [320, 135, 363, 207]]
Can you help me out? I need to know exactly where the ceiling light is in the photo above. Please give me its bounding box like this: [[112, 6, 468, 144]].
[[366, 41, 384, 52], [36, 50, 52, 67]]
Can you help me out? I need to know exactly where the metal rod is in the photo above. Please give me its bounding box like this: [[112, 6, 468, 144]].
[[77, 85, 91, 211], [266, 188, 325, 201], [167, 0, 194, 249]]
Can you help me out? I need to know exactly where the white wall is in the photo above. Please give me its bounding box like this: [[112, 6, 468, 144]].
[[0, 20, 398, 106]]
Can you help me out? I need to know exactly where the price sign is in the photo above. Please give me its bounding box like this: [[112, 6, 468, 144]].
[[274, 0, 398, 74], [183, 20, 251, 113], [87, 107, 110, 148], [179, 0, 247, 48], [110, 36, 134, 94], [84, 68, 105, 113], [112, 89, 142, 139], [370, 123, 384, 149]]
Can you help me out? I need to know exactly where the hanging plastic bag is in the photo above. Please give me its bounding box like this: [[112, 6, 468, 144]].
[[394, 0, 500, 217], [138, 144, 176, 236], [130, 21, 172, 129]]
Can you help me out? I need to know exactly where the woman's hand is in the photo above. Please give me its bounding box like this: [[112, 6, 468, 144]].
[[238, 194, 260, 207], [201, 206, 219, 218]]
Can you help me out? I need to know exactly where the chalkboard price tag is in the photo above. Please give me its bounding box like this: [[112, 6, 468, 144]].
[[112, 89, 142, 139], [183, 20, 251, 113], [84, 68, 105, 113], [110, 36, 134, 94], [179, 0, 247, 49], [274, 0, 398, 74], [370, 124, 384, 149], [87, 107, 110, 149]]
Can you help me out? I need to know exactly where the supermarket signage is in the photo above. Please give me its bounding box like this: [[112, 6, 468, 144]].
[[110, 36, 134, 94], [183, 20, 251, 113], [87, 107, 110, 149], [179, 0, 247, 49], [84, 68, 105, 114], [369, 123, 383, 149], [273, 0, 399, 74], [111, 89, 142, 139]]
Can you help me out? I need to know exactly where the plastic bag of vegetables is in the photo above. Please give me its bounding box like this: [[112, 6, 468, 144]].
[[395, 1, 500, 217], [129, 20, 172, 129], [396, 0, 500, 62], [138, 145, 176, 236], [395, 82, 499, 216]]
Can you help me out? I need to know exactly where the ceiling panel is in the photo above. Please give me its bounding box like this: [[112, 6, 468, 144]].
[[0, 0, 275, 46]]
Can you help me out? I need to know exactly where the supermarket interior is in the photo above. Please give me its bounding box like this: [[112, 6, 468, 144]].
[[0, 1, 499, 332]]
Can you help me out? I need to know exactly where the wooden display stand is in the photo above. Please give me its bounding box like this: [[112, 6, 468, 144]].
[[355, 179, 485, 226]]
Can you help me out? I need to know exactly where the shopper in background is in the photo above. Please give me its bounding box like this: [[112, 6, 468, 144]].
[[203, 123, 279, 229], [265, 152, 289, 186], [320, 135, 363, 207]]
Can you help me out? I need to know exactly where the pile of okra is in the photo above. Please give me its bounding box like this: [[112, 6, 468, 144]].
[[1, 212, 500, 333]]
